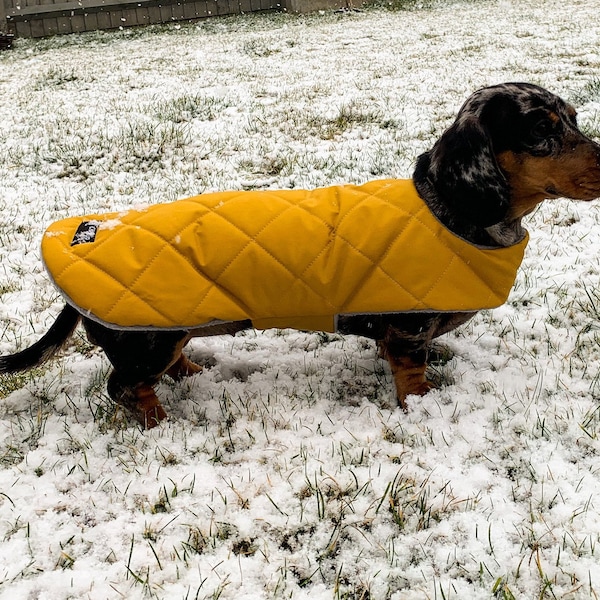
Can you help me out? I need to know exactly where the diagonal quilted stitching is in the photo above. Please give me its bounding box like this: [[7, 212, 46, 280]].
[[198, 199, 339, 318], [170, 188, 407, 316], [163, 187, 417, 322], [53, 253, 179, 326], [408, 203, 504, 300], [329, 191, 425, 310], [42, 180, 526, 329], [208, 187, 419, 318], [48, 199, 223, 325]]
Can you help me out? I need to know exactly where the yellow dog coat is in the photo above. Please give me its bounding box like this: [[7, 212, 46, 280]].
[[41, 179, 528, 332]]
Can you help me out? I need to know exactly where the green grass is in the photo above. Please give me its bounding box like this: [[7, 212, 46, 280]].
[[1, 3, 600, 599]]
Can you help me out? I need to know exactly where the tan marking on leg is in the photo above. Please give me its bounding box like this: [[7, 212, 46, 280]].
[[166, 353, 203, 380], [384, 354, 434, 410], [131, 384, 168, 429]]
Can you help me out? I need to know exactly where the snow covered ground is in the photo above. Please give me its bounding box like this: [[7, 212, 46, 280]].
[[1, 1, 600, 598]]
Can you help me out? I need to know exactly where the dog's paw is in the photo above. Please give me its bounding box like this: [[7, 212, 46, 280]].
[[166, 354, 203, 381], [120, 385, 168, 429], [397, 380, 437, 411]]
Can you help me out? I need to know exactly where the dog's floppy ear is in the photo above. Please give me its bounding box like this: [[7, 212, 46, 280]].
[[426, 113, 511, 227]]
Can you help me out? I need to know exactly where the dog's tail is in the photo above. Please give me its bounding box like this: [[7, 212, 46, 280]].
[[0, 304, 81, 373]]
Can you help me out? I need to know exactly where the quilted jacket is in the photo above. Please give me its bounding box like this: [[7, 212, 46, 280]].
[[41, 179, 528, 332]]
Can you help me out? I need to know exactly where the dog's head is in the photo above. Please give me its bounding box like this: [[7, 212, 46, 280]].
[[415, 82, 600, 228]]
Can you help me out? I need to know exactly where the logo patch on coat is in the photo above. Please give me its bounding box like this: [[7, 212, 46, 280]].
[[71, 221, 99, 246]]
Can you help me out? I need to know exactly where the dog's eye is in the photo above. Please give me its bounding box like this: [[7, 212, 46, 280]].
[[531, 118, 554, 139]]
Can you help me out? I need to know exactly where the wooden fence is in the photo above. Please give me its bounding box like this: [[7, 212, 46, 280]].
[[1, 0, 349, 38]]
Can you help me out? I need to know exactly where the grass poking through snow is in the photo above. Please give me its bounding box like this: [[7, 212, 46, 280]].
[[1, 1, 600, 598]]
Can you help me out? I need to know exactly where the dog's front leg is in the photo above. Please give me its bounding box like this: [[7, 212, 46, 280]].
[[378, 343, 433, 409], [377, 312, 475, 408], [338, 313, 440, 408], [377, 318, 438, 409]]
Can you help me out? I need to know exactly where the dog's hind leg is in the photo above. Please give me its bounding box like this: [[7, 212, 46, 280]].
[[165, 352, 203, 381], [117, 345, 202, 426], [82, 320, 193, 427], [165, 321, 252, 382], [107, 371, 167, 428]]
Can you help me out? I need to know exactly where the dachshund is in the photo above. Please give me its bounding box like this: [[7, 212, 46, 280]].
[[2, 82, 600, 428]]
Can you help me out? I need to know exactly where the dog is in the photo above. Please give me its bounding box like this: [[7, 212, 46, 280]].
[[2, 82, 600, 428]]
